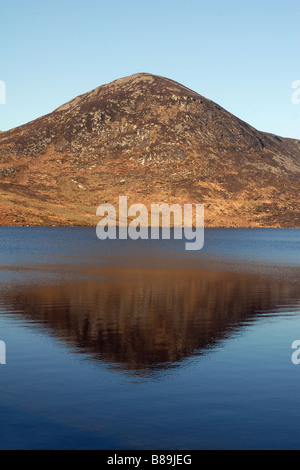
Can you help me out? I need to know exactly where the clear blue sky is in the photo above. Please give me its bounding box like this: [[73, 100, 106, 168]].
[[1, 0, 299, 138]]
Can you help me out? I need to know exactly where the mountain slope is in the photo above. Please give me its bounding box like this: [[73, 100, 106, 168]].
[[0, 73, 299, 227]]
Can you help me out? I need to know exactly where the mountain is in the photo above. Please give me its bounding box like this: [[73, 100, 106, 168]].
[[0, 73, 299, 227]]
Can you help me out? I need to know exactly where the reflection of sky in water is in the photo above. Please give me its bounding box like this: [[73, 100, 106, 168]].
[[0, 306, 299, 450]]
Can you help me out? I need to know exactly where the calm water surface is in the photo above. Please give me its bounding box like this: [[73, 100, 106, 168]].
[[0, 228, 299, 450]]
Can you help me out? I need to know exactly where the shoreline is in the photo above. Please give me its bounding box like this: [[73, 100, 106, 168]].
[[1, 224, 300, 229]]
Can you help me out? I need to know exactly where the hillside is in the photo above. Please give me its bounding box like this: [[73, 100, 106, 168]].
[[0, 73, 299, 227]]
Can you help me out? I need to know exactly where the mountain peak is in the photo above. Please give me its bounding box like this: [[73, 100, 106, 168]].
[[54, 73, 197, 113]]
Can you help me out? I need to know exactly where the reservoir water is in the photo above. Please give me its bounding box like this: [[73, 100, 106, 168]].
[[0, 227, 299, 450]]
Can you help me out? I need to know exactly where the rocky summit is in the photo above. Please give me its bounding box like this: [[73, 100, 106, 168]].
[[0, 72, 299, 227]]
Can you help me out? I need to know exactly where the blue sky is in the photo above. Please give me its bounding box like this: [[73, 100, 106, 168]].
[[1, 0, 299, 138]]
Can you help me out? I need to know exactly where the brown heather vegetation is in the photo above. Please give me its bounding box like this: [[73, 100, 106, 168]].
[[0, 73, 299, 227]]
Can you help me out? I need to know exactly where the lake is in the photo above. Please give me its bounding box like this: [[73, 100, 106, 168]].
[[0, 227, 299, 450]]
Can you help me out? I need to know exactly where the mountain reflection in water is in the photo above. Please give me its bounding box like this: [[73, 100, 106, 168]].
[[1, 262, 299, 375]]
